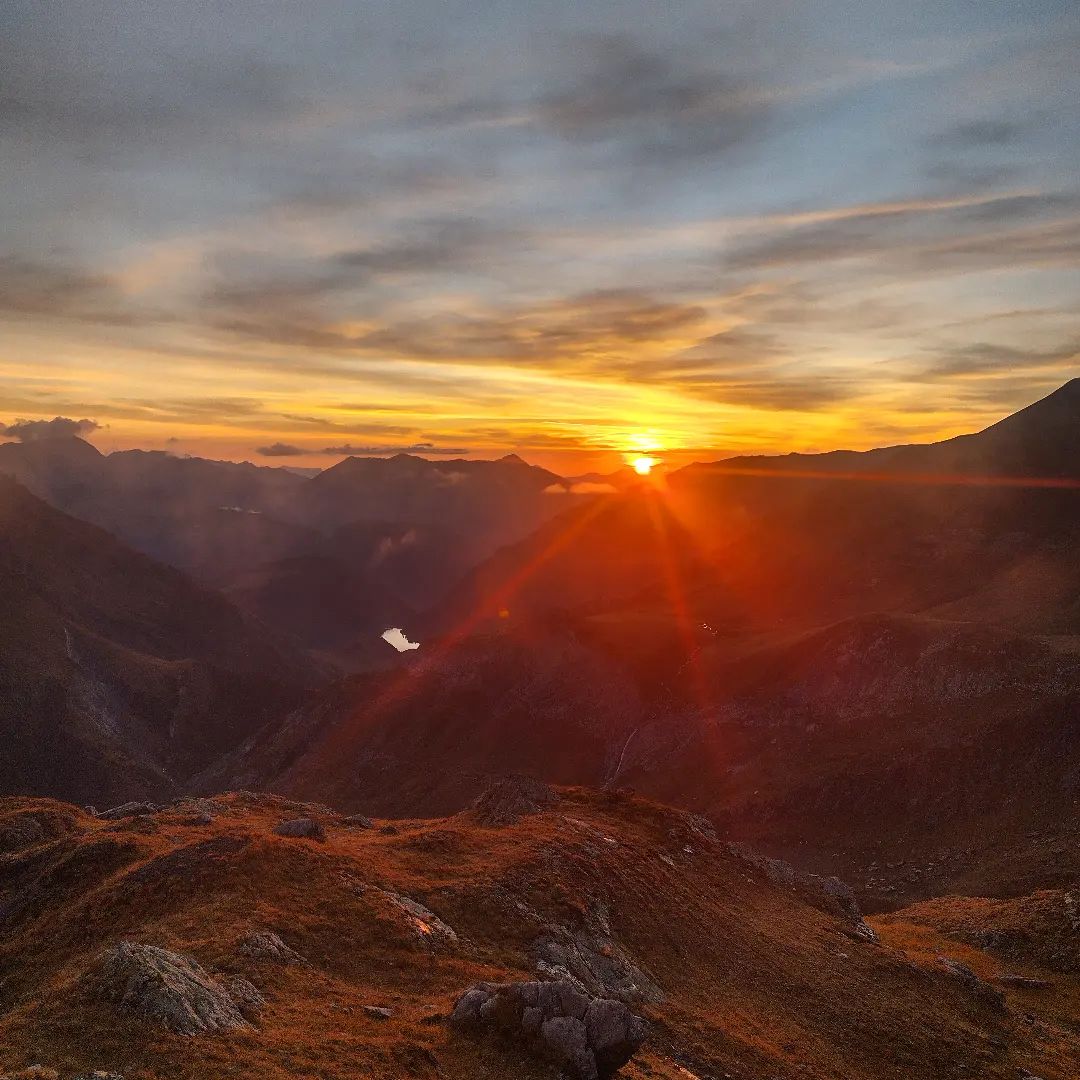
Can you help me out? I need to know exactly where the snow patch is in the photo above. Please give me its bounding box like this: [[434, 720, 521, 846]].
[[382, 627, 420, 652]]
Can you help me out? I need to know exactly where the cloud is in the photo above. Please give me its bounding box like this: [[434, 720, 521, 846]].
[[354, 289, 709, 364], [320, 442, 469, 457], [1, 416, 100, 442], [929, 119, 1027, 149], [256, 442, 305, 457], [923, 340, 1080, 378], [535, 33, 772, 163], [726, 192, 1080, 274]]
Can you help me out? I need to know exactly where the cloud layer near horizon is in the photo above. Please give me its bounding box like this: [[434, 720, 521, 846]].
[[1, 0, 1078, 467]]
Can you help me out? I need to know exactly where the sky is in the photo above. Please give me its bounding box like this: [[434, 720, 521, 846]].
[[1, 0, 1078, 473]]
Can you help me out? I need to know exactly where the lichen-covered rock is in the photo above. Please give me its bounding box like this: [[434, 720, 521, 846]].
[[342, 813, 375, 829], [273, 817, 325, 841], [533, 902, 662, 1004], [220, 974, 264, 1020], [471, 775, 559, 826], [94, 942, 253, 1034], [382, 890, 458, 946], [237, 929, 308, 966], [450, 979, 648, 1080]]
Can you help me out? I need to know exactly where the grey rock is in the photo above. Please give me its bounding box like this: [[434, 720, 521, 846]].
[[343, 814, 375, 829], [585, 998, 649, 1076], [94, 942, 253, 1035], [533, 902, 662, 1004], [363, 1005, 394, 1019], [540, 1015, 595, 1079], [273, 817, 325, 841], [449, 979, 647, 1079], [382, 890, 458, 946], [221, 974, 265, 1020], [237, 929, 308, 966]]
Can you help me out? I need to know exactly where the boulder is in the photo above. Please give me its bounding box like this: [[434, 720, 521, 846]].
[[273, 817, 325, 841], [94, 942, 254, 1034], [343, 813, 375, 829], [237, 929, 308, 966], [471, 775, 559, 827], [382, 890, 458, 947], [450, 979, 647, 1080]]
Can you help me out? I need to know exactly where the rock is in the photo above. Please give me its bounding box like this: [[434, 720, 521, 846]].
[[237, 930, 308, 966], [98, 802, 161, 821], [471, 775, 560, 826], [450, 979, 647, 1080], [937, 956, 1005, 1009], [94, 942, 254, 1034], [221, 974, 264, 1020], [379, 824, 399, 835], [72, 1073, 124, 1080], [585, 998, 648, 1076], [0, 1069, 60, 1080], [273, 817, 325, 841], [382, 890, 458, 947], [533, 902, 662, 1004], [727, 843, 877, 939], [363, 1005, 394, 1019], [343, 814, 375, 829]]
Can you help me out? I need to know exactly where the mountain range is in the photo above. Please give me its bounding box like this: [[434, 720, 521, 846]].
[[2, 379, 1080, 1077]]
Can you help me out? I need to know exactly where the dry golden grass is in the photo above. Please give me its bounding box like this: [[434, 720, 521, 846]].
[[0, 790, 1077, 1080]]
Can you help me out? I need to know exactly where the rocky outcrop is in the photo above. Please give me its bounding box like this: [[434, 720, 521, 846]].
[[471, 775, 559, 826], [382, 890, 458, 947], [94, 942, 257, 1034], [533, 903, 661, 1004], [450, 979, 648, 1080], [237, 929, 308, 966], [342, 813, 374, 829], [728, 843, 878, 941], [273, 817, 325, 841]]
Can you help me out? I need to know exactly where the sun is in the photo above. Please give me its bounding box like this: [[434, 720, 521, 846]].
[[632, 456, 659, 476]]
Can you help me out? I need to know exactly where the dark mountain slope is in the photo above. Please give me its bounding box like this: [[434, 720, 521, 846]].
[[0, 477, 315, 805], [199, 627, 643, 815]]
